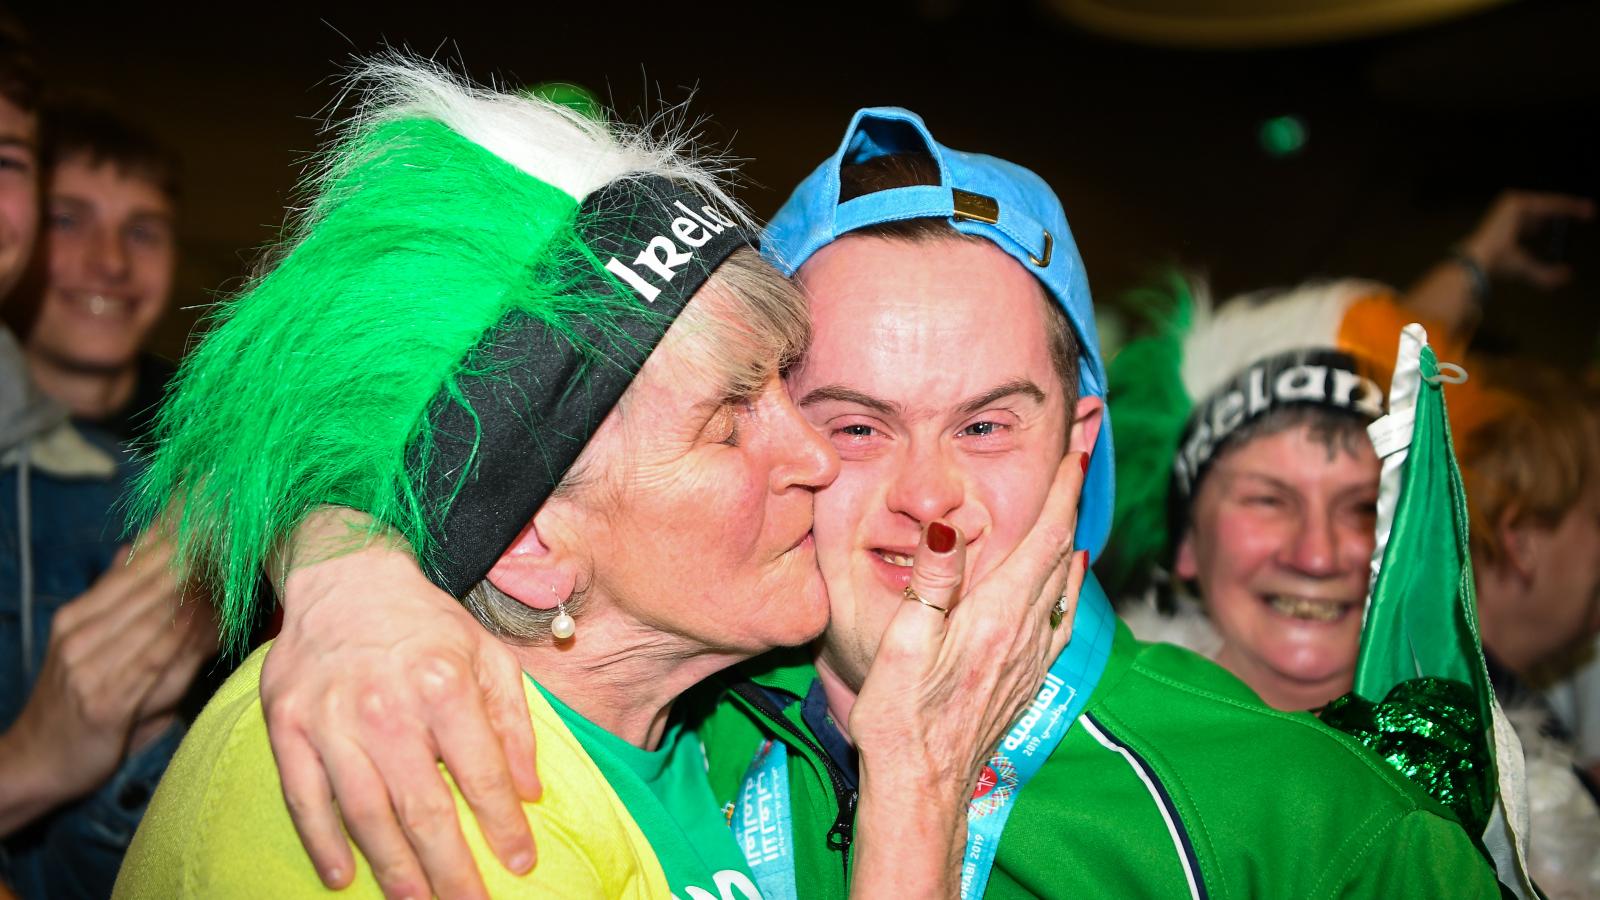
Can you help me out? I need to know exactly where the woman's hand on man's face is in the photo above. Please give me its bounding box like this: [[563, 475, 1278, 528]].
[[846, 451, 1088, 895], [262, 511, 540, 900]]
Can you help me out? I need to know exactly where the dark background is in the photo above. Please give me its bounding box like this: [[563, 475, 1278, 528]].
[[17, 0, 1600, 364]]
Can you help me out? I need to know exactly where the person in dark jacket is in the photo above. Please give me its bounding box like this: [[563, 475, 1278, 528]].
[[0, 27, 215, 900]]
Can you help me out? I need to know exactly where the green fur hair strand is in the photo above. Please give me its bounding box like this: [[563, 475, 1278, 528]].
[[1102, 271, 1198, 600], [130, 63, 682, 651]]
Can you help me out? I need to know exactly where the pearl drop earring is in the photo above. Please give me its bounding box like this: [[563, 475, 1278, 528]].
[[551, 587, 575, 641]]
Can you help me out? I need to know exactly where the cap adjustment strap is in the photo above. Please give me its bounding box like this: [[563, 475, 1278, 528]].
[[952, 187, 1051, 267], [834, 185, 953, 235], [1030, 230, 1054, 268], [948, 188, 1054, 272], [952, 188, 999, 225]]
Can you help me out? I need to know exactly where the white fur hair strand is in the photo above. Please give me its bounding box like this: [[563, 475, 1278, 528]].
[[332, 53, 754, 229]]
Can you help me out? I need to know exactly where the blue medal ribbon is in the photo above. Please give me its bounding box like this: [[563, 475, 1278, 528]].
[[732, 739, 798, 900], [960, 579, 1113, 897], [734, 579, 1116, 898]]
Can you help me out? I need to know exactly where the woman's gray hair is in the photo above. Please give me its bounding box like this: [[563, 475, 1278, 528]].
[[464, 246, 809, 642], [464, 575, 586, 643], [662, 245, 812, 400]]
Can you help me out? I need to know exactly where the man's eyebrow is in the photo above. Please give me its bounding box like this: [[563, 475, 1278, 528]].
[[956, 379, 1047, 417], [127, 209, 176, 227], [797, 385, 899, 416]]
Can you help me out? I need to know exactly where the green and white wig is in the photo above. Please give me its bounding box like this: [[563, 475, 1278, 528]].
[[132, 59, 758, 650]]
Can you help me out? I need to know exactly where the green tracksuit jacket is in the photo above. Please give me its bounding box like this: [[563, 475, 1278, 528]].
[[689, 580, 1501, 899]]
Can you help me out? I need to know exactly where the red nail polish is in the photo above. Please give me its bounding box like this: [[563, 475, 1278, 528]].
[[1077, 549, 1090, 568], [1079, 452, 1090, 475], [927, 522, 957, 554]]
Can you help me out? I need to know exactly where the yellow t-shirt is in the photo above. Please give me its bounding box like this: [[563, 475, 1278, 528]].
[[114, 644, 671, 898]]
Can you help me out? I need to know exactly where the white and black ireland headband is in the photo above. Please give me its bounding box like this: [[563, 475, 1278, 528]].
[[417, 175, 754, 597], [1172, 348, 1385, 500]]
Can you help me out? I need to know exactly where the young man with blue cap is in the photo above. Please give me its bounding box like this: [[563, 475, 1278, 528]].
[[685, 107, 1498, 898], [245, 107, 1500, 897]]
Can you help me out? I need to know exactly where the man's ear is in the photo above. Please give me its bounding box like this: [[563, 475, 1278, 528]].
[[1174, 529, 1199, 581], [487, 509, 577, 610], [1495, 503, 1537, 586], [1069, 396, 1105, 458]]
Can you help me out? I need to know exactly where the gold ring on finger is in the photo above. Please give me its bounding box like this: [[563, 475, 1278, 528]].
[[1050, 594, 1069, 630], [903, 585, 950, 617]]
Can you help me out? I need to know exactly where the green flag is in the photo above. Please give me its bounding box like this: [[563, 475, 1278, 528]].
[[1352, 337, 1489, 706], [1323, 324, 1537, 898]]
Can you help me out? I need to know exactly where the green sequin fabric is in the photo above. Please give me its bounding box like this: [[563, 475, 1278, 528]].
[[1321, 676, 1492, 838]]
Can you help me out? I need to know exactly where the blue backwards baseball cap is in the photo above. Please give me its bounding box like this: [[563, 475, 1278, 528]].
[[763, 106, 1114, 560]]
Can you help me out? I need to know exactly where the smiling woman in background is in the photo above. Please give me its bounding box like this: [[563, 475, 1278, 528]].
[[1111, 276, 1600, 896]]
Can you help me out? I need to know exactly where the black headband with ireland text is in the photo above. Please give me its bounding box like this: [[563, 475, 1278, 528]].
[[415, 175, 753, 597], [1171, 348, 1385, 501]]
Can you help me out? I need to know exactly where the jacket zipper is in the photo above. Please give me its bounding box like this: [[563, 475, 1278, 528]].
[[730, 682, 858, 873]]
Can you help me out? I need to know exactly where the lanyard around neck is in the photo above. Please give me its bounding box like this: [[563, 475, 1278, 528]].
[[733, 580, 1117, 899]]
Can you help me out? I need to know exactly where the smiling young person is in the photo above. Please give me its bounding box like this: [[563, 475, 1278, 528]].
[[20, 104, 179, 446], [0, 26, 220, 900], [688, 110, 1502, 899], [241, 108, 1502, 898]]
